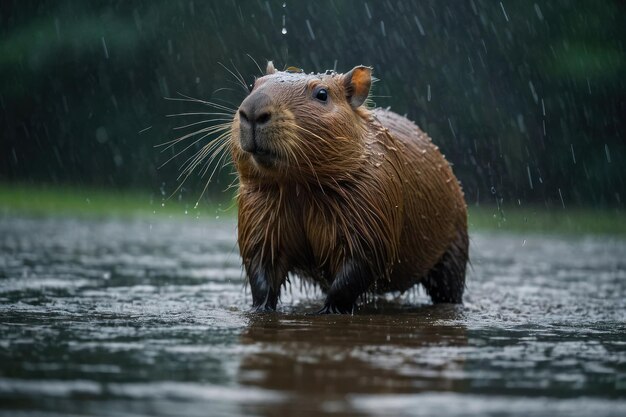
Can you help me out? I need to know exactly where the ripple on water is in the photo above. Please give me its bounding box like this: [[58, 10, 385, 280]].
[[1, 217, 625, 417]]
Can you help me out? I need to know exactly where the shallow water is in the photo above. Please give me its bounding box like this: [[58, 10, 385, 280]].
[[0, 216, 625, 417]]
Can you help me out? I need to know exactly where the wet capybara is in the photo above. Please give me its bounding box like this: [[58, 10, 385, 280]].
[[230, 62, 468, 313]]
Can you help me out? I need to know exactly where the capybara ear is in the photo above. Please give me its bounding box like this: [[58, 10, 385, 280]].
[[343, 66, 372, 108], [266, 61, 277, 75]]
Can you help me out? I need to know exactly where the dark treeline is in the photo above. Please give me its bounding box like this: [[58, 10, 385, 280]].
[[1, 0, 624, 207]]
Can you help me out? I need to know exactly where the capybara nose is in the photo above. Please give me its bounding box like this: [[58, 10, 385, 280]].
[[238, 117, 256, 153], [238, 92, 272, 153], [238, 109, 272, 126], [238, 92, 272, 126]]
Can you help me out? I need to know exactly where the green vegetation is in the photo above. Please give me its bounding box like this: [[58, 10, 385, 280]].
[[1, 184, 624, 236], [0, 183, 235, 220], [468, 205, 626, 236], [2, 1, 625, 207]]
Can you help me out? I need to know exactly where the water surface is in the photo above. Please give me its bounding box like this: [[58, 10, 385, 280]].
[[1, 216, 625, 416]]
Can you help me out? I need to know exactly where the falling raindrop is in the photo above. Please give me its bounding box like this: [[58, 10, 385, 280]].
[[534, 3, 544, 20], [558, 188, 565, 208], [528, 80, 538, 103], [364, 3, 372, 19], [526, 165, 534, 190], [499, 2, 509, 22], [414, 15, 425, 36], [305, 19, 315, 40], [101, 37, 109, 59], [448, 118, 456, 139]]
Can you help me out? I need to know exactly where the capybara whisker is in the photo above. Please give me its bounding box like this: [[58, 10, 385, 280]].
[[164, 96, 236, 113], [173, 117, 234, 131], [218, 61, 250, 94], [156, 123, 228, 150]]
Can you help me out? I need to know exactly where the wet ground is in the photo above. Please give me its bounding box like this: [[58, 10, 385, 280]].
[[0, 215, 625, 417]]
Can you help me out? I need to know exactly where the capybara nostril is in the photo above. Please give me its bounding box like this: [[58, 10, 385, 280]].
[[255, 111, 271, 125], [239, 108, 250, 123]]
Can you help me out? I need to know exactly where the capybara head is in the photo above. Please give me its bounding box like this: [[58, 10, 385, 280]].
[[231, 63, 373, 185]]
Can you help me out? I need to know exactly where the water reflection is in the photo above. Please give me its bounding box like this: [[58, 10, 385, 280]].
[[238, 303, 468, 415], [1, 217, 626, 416]]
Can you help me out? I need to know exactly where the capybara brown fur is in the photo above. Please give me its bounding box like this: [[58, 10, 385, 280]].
[[230, 62, 468, 313]]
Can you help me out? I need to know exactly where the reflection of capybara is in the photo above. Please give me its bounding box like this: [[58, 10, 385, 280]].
[[231, 62, 468, 313], [237, 308, 468, 416]]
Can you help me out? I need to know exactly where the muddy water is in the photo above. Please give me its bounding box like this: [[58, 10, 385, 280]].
[[0, 216, 625, 416]]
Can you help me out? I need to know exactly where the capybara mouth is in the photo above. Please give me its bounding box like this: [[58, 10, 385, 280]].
[[251, 149, 278, 168]]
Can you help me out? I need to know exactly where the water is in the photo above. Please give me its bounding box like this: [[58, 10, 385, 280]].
[[1, 216, 625, 416]]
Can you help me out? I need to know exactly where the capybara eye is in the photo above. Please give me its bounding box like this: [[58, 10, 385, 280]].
[[315, 88, 328, 102]]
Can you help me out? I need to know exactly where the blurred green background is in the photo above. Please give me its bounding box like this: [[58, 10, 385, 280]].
[[1, 0, 624, 228]]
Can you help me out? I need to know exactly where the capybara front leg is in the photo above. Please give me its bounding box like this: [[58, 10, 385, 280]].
[[317, 260, 373, 314], [247, 267, 280, 312]]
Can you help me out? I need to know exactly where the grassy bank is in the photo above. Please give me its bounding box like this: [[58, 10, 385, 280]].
[[0, 183, 235, 220], [468, 205, 625, 236], [1, 183, 624, 235]]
